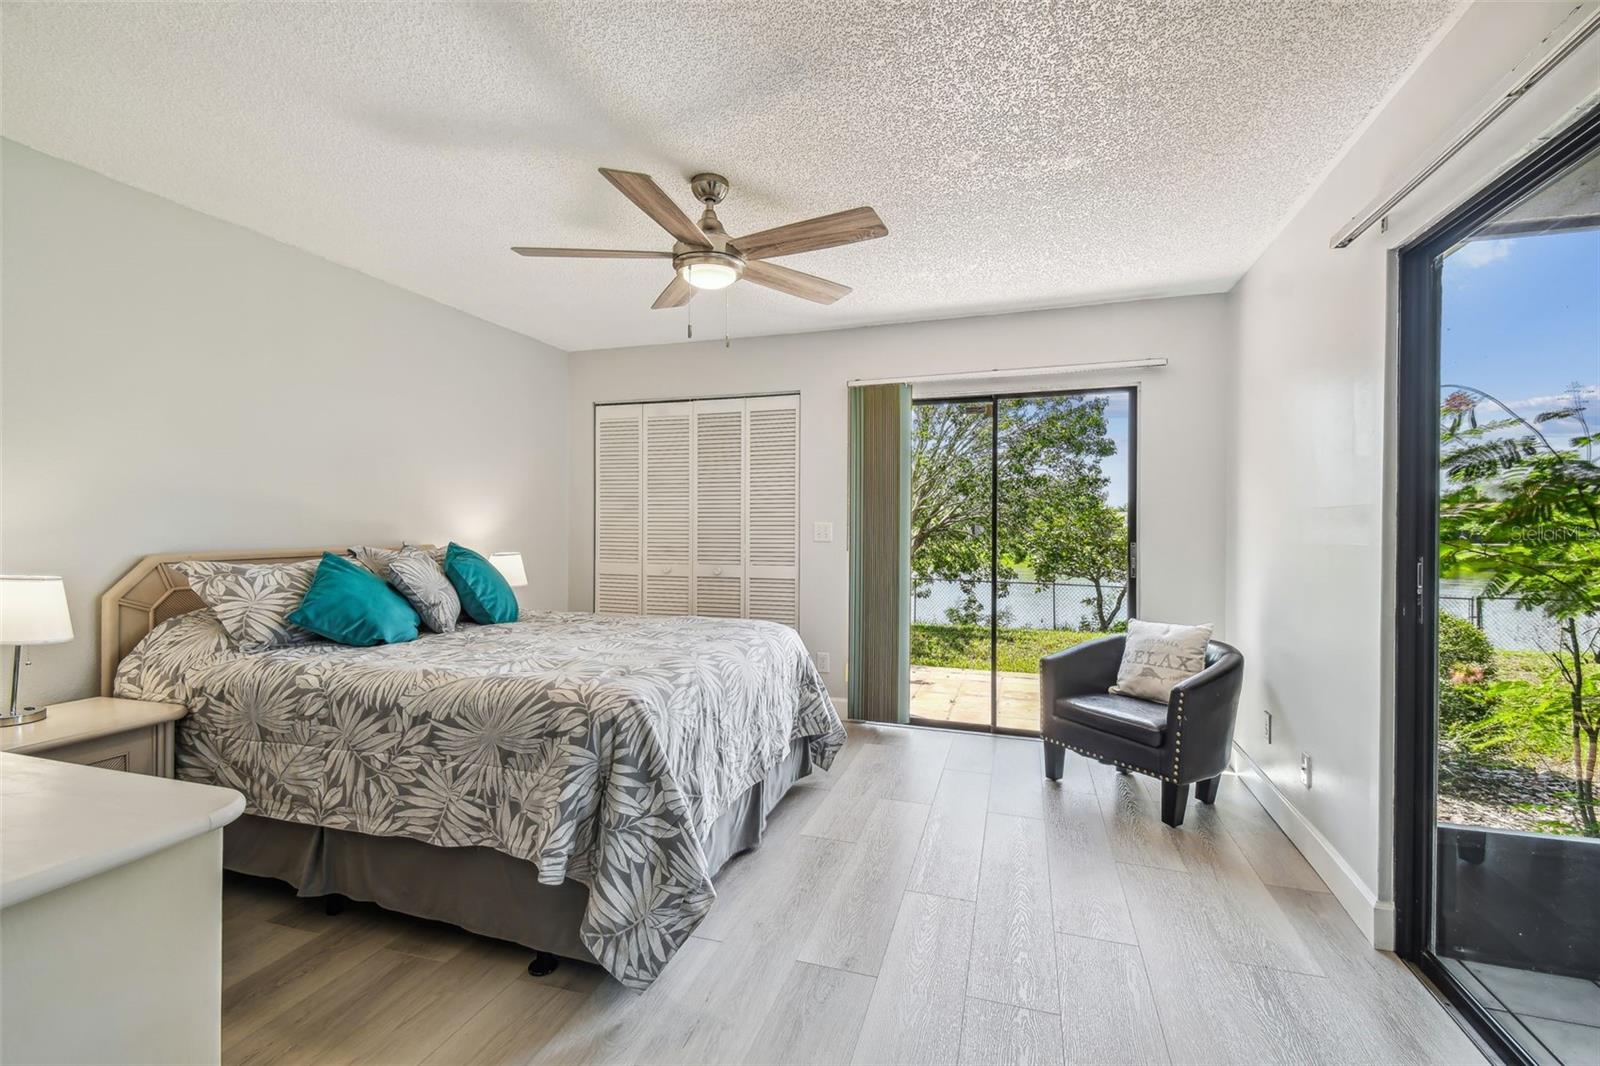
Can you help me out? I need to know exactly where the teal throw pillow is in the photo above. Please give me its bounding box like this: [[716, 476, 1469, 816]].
[[286, 552, 420, 646], [444, 543, 520, 625]]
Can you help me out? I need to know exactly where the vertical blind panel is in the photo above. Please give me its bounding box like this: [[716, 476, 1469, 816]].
[[595, 573, 642, 614], [643, 410, 693, 565], [694, 408, 745, 567], [748, 577, 799, 627], [595, 411, 642, 566], [847, 383, 911, 723], [748, 406, 799, 568]]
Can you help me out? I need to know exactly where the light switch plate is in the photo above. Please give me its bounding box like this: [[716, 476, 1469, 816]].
[[813, 521, 834, 543], [815, 652, 831, 673]]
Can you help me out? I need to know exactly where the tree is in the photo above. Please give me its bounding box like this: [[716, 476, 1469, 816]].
[[1017, 496, 1129, 630], [1439, 384, 1600, 835], [910, 396, 1122, 628]]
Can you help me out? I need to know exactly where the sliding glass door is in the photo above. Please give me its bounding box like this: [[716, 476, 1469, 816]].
[[1398, 109, 1599, 1064], [908, 388, 1136, 735]]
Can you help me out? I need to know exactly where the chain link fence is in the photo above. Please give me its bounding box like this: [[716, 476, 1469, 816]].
[[1438, 591, 1596, 652], [912, 579, 1588, 649], [912, 577, 1128, 632]]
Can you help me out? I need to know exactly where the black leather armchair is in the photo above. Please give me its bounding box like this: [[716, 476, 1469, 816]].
[[1039, 634, 1244, 827]]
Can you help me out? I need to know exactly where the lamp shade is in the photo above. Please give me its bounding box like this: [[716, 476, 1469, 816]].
[[488, 552, 528, 588], [0, 576, 74, 645]]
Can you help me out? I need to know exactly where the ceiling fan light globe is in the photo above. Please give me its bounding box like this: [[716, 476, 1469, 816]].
[[674, 249, 744, 291], [682, 261, 739, 290]]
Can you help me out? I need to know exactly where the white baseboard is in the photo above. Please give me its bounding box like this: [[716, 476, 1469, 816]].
[[1230, 743, 1394, 950], [831, 696, 847, 718]]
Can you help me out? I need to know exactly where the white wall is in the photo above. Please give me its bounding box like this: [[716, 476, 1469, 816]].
[[569, 295, 1234, 700], [1, 140, 571, 704], [1225, 0, 1600, 944]]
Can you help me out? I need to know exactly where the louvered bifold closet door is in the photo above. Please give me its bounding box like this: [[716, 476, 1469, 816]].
[[692, 399, 746, 618], [745, 394, 801, 627], [594, 405, 643, 613], [642, 402, 694, 615]]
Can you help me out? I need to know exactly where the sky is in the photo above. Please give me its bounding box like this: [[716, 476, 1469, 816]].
[[1096, 391, 1131, 508], [1441, 226, 1599, 456]]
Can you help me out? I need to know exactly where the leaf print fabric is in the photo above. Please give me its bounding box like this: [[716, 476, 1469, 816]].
[[350, 544, 447, 580], [386, 550, 461, 633], [175, 559, 321, 651], [114, 608, 845, 989]]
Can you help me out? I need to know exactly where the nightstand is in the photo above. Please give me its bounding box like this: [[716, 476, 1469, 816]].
[[0, 697, 184, 777]]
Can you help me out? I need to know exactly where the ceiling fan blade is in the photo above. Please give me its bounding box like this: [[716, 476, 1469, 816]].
[[729, 206, 887, 261], [511, 247, 672, 258], [741, 260, 852, 304], [651, 274, 698, 309], [599, 168, 707, 248]]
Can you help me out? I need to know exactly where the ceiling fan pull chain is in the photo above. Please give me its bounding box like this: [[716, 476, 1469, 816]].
[[687, 299, 693, 340], [724, 289, 730, 349]]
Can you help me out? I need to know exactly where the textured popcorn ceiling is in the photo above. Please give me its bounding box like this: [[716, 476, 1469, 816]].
[[1, 1, 1459, 351]]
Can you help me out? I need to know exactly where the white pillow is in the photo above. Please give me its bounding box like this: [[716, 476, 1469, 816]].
[[1110, 619, 1214, 703]]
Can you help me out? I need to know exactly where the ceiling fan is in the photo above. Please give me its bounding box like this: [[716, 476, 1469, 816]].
[[512, 169, 888, 309]]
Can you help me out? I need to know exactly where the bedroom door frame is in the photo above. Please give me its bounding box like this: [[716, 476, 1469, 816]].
[[910, 385, 1139, 737]]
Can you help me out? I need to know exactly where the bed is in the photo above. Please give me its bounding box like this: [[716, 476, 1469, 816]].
[[101, 548, 845, 990]]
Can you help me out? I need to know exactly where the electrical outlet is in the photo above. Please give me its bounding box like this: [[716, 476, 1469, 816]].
[[1300, 752, 1313, 789], [812, 521, 834, 543], [815, 652, 831, 673], [1263, 710, 1273, 744]]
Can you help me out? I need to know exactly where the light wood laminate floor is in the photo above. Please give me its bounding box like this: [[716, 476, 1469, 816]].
[[221, 723, 1485, 1065]]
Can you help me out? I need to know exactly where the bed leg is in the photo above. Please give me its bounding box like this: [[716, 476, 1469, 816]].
[[323, 894, 346, 916], [528, 952, 561, 977]]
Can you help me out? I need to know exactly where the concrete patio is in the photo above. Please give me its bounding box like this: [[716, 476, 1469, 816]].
[[908, 665, 1040, 732]]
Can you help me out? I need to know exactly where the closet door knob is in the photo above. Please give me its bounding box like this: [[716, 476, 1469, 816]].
[[713, 567, 724, 576]]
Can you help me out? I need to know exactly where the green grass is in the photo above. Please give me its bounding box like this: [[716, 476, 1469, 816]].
[[911, 624, 1103, 673], [1492, 648, 1556, 683]]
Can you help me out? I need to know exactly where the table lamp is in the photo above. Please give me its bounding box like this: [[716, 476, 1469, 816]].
[[1, 575, 74, 727], [488, 552, 528, 588]]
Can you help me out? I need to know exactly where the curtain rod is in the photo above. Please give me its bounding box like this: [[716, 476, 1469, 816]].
[[847, 358, 1167, 389], [1330, 3, 1600, 250]]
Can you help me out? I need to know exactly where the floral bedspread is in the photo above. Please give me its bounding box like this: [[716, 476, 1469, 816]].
[[115, 608, 844, 988]]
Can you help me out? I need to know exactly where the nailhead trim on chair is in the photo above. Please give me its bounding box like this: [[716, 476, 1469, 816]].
[[1172, 690, 1185, 782], [1042, 687, 1187, 785]]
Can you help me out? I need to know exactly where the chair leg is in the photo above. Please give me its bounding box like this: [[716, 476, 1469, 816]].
[[1196, 775, 1221, 805], [1043, 742, 1064, 781], [1161, 782, 1190, 828]]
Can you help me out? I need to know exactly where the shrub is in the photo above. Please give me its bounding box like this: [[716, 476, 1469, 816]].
[[1465, 673, 1582, 764], [1438, 615, 1497, 730], [1438, 614, 1496, 679]]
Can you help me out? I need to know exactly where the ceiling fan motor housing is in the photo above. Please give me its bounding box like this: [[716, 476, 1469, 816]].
[[689, 172, 729, 205]]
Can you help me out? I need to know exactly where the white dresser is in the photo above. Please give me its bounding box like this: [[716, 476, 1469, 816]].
[[0, 752, 244, 1065]]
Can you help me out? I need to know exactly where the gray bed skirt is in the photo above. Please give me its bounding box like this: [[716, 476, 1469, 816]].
[[224, 737, 814, 965]]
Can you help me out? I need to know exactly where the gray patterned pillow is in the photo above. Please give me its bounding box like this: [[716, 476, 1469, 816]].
[[350, 544, 446, 580], [113, 609, 235, 701], [386, 550, 460, 634], [175, 559, 320, 652]]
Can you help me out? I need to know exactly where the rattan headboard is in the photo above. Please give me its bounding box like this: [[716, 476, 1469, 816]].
[[98, 545, 405, 695]]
